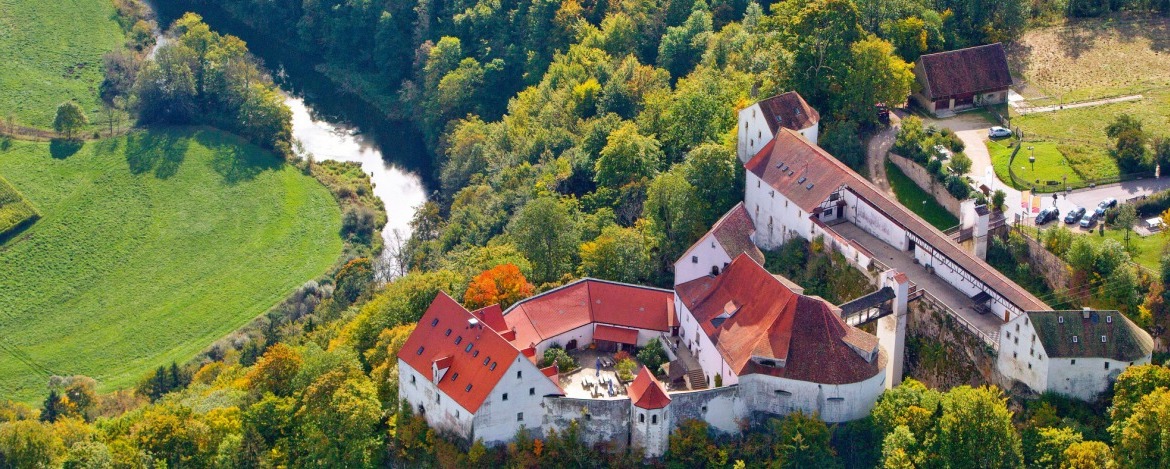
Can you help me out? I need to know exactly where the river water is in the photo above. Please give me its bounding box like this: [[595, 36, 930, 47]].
[[151, 2, 430, 254]]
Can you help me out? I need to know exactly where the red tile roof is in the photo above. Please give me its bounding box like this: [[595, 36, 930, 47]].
[[398, 292, 531, 412], [747, 128, 1049, 313], [757, 91, 820, 134], [676, 202, 765, 266], [628, 366, 671, 409], [472, 304, 508, 332], [918, 43, 1012, 99], [594, 324, 639, 345], [675, 254, 883, 384], [504, 279, 673, 349]]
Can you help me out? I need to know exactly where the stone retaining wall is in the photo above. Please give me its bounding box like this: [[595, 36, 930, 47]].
[[889, 153, 964, 218]]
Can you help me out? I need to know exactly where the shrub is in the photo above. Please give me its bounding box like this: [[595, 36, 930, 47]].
[[341, 206, 377, 244], [615, 358, 636, 382], [637, 339, 668, 373], [540, 347, 577, 371]]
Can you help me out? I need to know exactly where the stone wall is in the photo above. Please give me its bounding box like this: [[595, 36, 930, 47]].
[[543, 397, 630, 449], [905, 299, 1001, 391], [1021, 232, 1071, 294], [888, 153, 963, 218], [667, 386, 745, 433]]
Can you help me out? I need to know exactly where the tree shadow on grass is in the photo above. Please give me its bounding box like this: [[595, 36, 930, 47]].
[[125, 130, 189, 179], [195, 130, 283, 185], [48, 139, 83, 159]]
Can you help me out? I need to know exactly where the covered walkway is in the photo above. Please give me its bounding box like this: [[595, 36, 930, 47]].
[[831, 222, 1005, 338]]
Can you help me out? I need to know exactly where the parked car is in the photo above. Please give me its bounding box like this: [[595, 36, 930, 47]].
[[1036, 207, 1060, 225], [876, 103, 890, 123], [933, 144, 953, 160], [1099, 197, 1118, 209], [1080, 214, 1098, 229], [1064, 206, 1086, 224], [989, 126, 1013, 139]]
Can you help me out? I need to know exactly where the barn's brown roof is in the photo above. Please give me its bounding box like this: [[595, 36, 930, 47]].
[[747, 129, 1049, 313], [675, 255, 883, 384], [757, 91, 820, 134], [918, 43, 1013, 99]]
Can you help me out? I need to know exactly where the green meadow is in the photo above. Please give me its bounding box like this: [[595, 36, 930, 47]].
[[0, 0, 126, 130], [0, 128, 342, 402]]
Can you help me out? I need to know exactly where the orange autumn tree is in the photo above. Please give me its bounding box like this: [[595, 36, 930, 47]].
[[464, 263, 534, 309]]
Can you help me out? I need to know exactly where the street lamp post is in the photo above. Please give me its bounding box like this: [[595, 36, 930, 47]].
[[1028, 146, 1035, 174]]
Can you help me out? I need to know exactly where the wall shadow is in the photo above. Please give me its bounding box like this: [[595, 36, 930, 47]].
[[125, 130, 189, 179], [48, 139, 83, 159]]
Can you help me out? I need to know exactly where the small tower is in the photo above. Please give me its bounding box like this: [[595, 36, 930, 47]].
[[878, 270, 909, 389], [628, 366, 672, 458]]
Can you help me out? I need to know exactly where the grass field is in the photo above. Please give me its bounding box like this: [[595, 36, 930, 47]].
[[988, 139, 1091, 190], [0, 127, 342, 402], [1008, 17, 1170, 180], [0, 0, 126, 130], [1084, 228, 1166, 273], [0, 173, 39, 237], [885, 159, 959, 230]]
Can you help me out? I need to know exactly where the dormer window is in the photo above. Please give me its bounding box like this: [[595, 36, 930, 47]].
[[1107, 315, 1112, 324], [431, 318, 439, 327], [451, 372, 459, 381], [1101, 335, 1107, 343], [466, 384, 473, 392], [465, 343, 474, 352], [1072, 335, 1078, 343], [445, 328, 452, 337], [454, 336, 463, 345], [490, 362, 497, 371], [1058, 316, 1064, 324], [483, 357, 490, 366], [416, 346, 425, 355]]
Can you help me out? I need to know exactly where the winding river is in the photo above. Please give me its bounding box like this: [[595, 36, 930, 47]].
[[152, 2, 430, 254]]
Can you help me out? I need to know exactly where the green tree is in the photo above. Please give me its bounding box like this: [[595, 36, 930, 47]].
[[657, 4, 714, 79], [1107, 115, 1149, 172], [773, 412, 840, 468], [295, 371, 383, 467], [950, 152, 973, 175], [932, 386, 1023, 468], [644, 170, 704, 275], [1061, 441, 1114, 469], [595, 122, 664, 189], [578, 224, 651, 283], [0, 420, 65, 469], [790, 0, 865, 113], [1032, 427, 1083, 469], [881, 425, 919, 468], [666, 419, 725, 468], [840, 36, 915, 127], [1112, 387, 1170, 468], [509, 197, 580, 284], [991, 189, 1006, 212], [1110, 364, 1170, 435], [1044, 226, 1073, 257], [683, 143, 743, 226], [1067, 236, 1099, 284], [1096, 238, 1129, 277], [820, 120, 866, 171], [1114, 204, 1138, 250], [1105, 265, 1140, 314], [53, 102, 88, 140]]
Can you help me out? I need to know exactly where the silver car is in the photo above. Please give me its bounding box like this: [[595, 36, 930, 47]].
[[989, 126, 1012, 139]]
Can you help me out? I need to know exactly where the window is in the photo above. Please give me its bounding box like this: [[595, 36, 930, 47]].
[[1058, 316, 1064, 324], [757, 131, 761, 139], [416, 346, 424, 355], [529, 387, 535, 396], [517, 412, 524, 421], [692, 256, 698, 264], [473, 350, 480, 357], [1028, 363, 1032, 369], [652, 415, 658, 424], [455, 336, 463, 345], [1105, 362, 1110, 370], [411, 375, 416, 384], [517, 371, 522, 379], [750, 139, 754, 146], [639, 414, 645, 423], [456, 410, 460, 418], [465, 384, 473, 392], [1014, 337, 1018, 345], [445, 328, 452, 337], [502, 393, 508, 401], [702, 406, 707, 413], [465, 343, 473, 352], [1072, 359, 1077, 365], [1016, 324, 1020, 332], [490, 362, 498, 371], [1107, 315, 1113, 324], [451, 372, 459, 381], [431, 318, 439, 327], [1072, 336, 1078, 343], [436, 395, 441, 403], [757, 181, 760, 188], [1006, 332, 1011, 339], [483, 357, 491, 366], [1101, 335, 1108, 343], [1013, 352, 1017, 358]]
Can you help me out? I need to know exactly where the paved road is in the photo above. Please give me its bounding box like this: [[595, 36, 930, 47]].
[[865, 113, 900, 196], [1014, 94, 1144, 115]]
